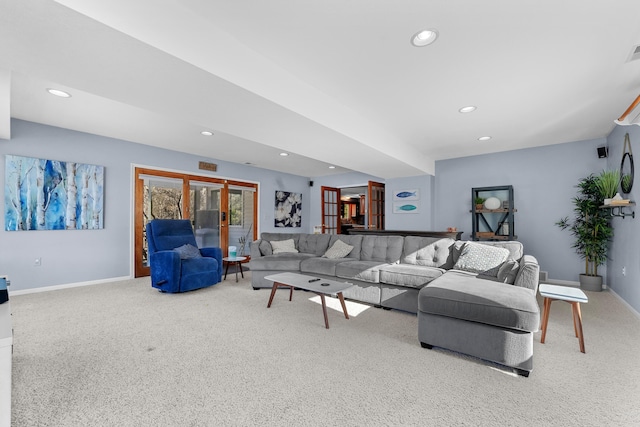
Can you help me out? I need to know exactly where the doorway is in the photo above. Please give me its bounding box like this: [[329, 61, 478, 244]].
[[134, 167, 257, 277]]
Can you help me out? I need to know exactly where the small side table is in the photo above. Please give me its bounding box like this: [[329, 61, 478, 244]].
[[539, 283, 589, 353], [222, 256, 247, 282]]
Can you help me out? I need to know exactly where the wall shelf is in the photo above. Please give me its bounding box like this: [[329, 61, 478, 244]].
[[471, 185, 516, 240], [600, 202, 635, 219]]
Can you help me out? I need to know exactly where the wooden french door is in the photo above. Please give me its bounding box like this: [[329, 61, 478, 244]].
[[321, 186, 340, 234], [368, 181, 385, 230], [134, 167, 257, 277]]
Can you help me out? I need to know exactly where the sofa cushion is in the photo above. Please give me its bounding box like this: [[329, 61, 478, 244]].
[[323, 239, 354, 259], [360, 235, 404, 263], [329, 235, 363, 260], [497, 259, 520, 284], [335, 260, 387, 283], [297, 233, 331, 255], [402, 237, 455, 268], [259, 233, 301, 255], [453, 242, 509, 277], [270, 239, 298, 254], [249, 253, 315, 271], [300, 257, 358, 276], [419, 271, 540, 332], [379, 264, 445, 289], [514, 255, 540, 292]]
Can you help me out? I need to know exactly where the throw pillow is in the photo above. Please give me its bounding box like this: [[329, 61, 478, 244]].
[[497, 259, 520, 284], [174, 244, 202, 259], [323, 239, 354, 259], [453, 242, 510, 277], [270, 239, 299, 254]]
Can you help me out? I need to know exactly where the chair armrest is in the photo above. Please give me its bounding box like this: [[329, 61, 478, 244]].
[[149, 250, 181, 288], [514, 255, 540, 293], [199, 247, 223, 282]]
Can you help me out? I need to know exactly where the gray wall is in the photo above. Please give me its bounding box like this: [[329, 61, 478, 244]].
[[433, 137, 609, 284], [0, 120, 309, 291], [605, 124, 640, 313], [385, 175, 435, 230]]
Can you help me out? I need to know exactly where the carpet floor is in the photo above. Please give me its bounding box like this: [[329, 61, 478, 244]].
[[9, 273, 640, 426]]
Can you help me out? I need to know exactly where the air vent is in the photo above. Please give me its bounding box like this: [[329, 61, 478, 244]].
[[627, 45, 640, 62]]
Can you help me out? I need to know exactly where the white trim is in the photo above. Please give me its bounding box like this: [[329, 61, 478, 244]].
[[608, 287, 640, 321], [8, 276, 131, 296]]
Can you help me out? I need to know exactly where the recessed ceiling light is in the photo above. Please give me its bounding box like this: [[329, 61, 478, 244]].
[[328, 166, 336, 169], [459, 106, 477, 113], [478, 136, 492, 141], [200, 131, 213, 136], [279, 152, 289, 157], [411, 29, 439, 47], [46, 88, 71, 98]]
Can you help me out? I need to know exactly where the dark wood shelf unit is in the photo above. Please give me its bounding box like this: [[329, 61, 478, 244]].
[[472, 185, 516, 241]]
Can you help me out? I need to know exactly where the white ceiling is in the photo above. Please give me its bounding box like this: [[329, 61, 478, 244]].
[[2, 0, 640, 179]]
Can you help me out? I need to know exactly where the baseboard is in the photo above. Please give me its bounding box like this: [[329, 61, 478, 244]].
[[608, 287, 640, 321], [9, 276, 132, 296]]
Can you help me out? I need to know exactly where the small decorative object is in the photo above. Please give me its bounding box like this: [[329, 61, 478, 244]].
[[502, 200, 510, 209], [596, 169, 620, 205], [228, 246, 237, 259], [484, 197, 501, 210], [474, 197, 485, 210], [447, 227, 457, 232]]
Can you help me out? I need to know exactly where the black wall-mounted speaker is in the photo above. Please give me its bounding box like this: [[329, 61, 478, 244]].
[[309, 180, 314, 187], [597, 146, 608, 158]]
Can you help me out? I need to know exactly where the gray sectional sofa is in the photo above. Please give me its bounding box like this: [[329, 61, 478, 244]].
[[250, 232, 541, 376]]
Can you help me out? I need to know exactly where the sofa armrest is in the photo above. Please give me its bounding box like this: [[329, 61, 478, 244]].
[[250, 239, 264, 259], [149, 250, 181, 289], [514, 255, 540, 293]]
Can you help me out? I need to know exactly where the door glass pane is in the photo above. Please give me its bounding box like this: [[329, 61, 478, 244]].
[[190, 183, 221, 249], [142, 177, 184, 266], [228, 188, 255, 256]]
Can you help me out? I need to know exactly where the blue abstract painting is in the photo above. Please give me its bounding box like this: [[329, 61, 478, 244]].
[[5, 155, 104, 231]]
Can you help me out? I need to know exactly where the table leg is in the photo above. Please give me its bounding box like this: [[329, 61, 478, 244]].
[[223, 261, 230, 280], [572, 302, 586, 353], [319, 294, 330, 329], [337, 292, 349, 319], [267, 282, 279, 308], [540, 297, 552, 343], [238, 261, 244, 279], [234, 262, 239, 282]]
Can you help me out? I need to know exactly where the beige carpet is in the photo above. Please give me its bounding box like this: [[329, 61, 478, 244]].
[[9, 274, 640, 426]]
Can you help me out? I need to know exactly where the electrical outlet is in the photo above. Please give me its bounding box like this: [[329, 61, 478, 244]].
[[622, 266, 626, 276], [34, 257, 41, 267]]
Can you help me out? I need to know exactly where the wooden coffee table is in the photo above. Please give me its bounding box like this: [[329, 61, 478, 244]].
[[265, 272, 353, 329]]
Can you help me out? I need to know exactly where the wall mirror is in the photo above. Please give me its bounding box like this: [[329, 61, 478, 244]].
[[620, 133, 634, 194]]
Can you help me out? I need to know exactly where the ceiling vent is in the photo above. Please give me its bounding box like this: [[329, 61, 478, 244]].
[[627, 45, 640, 62]]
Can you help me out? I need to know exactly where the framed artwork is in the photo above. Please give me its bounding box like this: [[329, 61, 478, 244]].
[[5, 155, 104, 231], [393, 189, 419, 201], [393, 202, 419, 214], [275, 191, 302, 227]]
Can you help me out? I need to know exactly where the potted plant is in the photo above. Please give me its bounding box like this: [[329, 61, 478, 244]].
[[596, 169, 620, 205], [556, 174, 613, 292], [474, 197, 485, 210]]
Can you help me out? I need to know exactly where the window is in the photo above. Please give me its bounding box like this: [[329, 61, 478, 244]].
[[229, 189, 243, 227]]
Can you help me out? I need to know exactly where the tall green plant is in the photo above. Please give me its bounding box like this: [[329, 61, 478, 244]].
[[556, 174, 613, 277], [595, 169, 620, 199]]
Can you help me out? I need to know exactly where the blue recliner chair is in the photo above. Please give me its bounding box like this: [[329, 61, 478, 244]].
[[146, 219, 223, 293]]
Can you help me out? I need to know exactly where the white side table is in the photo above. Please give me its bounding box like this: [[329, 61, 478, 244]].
[[539, 284, 588, 353], [222, 256, 247, 282]]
